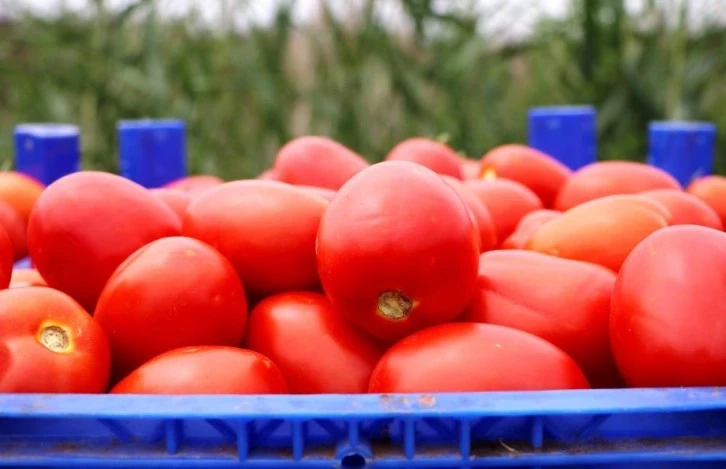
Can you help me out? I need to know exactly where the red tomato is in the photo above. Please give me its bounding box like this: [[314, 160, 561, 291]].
[[317, 161, 480, 342], [479, 144, 571, 208], [501, 209, 561, 250], [150, 188, 193, 221], [94, 236, 248, 383], [463, 179, 543, 243], [555, 161, 681, 211], [110, 346, 288, 395], [273, 136, 369, 190], [461, 250, 622, 388], [528, 195, 670, 272], [294, 185, 337, 202], [0, 199, 27, 260], [0, 171, 44, 226], [441, 176, 498, 252], [0, 286, 110, 392], [9, 268, 47, 289], [0, 225, 11, 289], [369, 323, 590, 393], [385, 137, 463, 179], [164, 175, 224, 197], [27, 172, 181, 312], [246, 292, 385, 394], [460, 157, 481, 180], [611, 225, 726, 387], [257, 168, 283, 181], [687, 175, 726, 229], [640, 189, 722, 230], [183, 180, 328, 299]]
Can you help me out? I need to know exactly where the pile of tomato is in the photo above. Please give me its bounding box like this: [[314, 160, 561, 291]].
[[1, 135, 726, 395]]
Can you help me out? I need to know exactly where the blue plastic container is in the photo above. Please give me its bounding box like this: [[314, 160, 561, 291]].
[[12, 257, 32, 269], [118, 119, 188, 189], [647, 121, 717, 187], [1, 388, 725, 468], [13, 124, 81, 186], [527, 106, 598, 171]]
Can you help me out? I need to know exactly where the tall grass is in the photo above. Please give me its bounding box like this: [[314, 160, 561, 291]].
[[1, 0, 725, 179]]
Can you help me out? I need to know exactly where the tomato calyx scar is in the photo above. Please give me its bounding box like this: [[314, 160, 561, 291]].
[[38, 325, 71, 354], [377, 291, 413, 321], [481, 167, 497, 181]]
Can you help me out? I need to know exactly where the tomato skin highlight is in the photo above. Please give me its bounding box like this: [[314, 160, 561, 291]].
[[369, 322, 590, 393], [479, 144, 571, 208], [501, 209, 561, 250], [94, 236, 248, 383], [0, 286, 111, 393], [386, 137, 463, 179], [110, 346, 288, 395], [246, 292, 386, 394], [462, 250, 622, 388], [640, 189, 723, 230], [441, 176, 498, 252], [0, 226, 12, 290], [687, 175, 726, 229], [611, 225, 726, 387], [317, 161, 480, 343]]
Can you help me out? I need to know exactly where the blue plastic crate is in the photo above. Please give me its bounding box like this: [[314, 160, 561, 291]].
[[1, 388, 725, 468], [647, 121, 717, 187], [13, 123, 81, 186], [527, 106, 598, 171]]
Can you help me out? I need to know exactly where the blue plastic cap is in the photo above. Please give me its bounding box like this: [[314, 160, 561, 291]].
[[118, 119, 188, 189], [13, 123, 81, 186], [647, 121, 717, 187], [527, 106, 597, 171]]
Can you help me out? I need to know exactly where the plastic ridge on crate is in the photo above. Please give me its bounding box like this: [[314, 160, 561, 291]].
[[1, 387, 725, 468], [647, 121, 717, 187], [13, 123, 81, 186], [527, 105, 598, 171]]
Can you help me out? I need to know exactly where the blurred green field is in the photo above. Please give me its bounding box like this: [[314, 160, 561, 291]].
[[1, 0, 725, 180]]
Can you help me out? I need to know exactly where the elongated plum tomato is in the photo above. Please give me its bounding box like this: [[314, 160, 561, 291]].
[[110, 346, 288, 395], [555, 161, 681, 211], [294, 185, 337, 202], [369, 323, 589, 393], [441, 176, 497, 252], [0, 199, 27, 260], [246, 292, 385, 394], [164, 175, 224, 197], [528, 195, 670, 272], [0, 225, 11, 289], [501, 209, 561, 250], [183, 180, 328, 299], [640, 189, 722, 230], [150, 188, 193, 221], [272, 136, 369, 190], [479, 144, 571, 208], [462, 250, 622, 388], [27, 172, 181, 312], [611, 225, 726, 387], [94, 236, 248, 383], [687, 175, 726, 228], [385, 137, 463, 179], [0, 287, 111, 392], [317, 161, 480, 342]]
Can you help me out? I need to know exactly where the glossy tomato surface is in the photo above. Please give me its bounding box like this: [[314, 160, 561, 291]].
[[385, 137, 463, 179], [272, 136, 369, 190], [164, 175, 224, 197], [441, 176, 497, 252], [0, 199, 27, 260], [246, 292, 385, 394], [528, 195, 670, 272], [687, 175, 726, 228], [611, 225, 726, 387], [0, 226, 11, 289], [462, 250, 622, 388], [150, 188, 193, 221], [294, 185, 337, 202], [183, 180, 328, 299], [369, 322, 590, 393], [27, 171, 181, 311], [94, 236, 248, 383], [0, 286, 110, 392], [640, 189, 723, 230], [0, 171, 44, 226], [479, 144, 571, 207], [9, 268, 47, 289], [110, 346, 288, 395], [317, 161, 480, 342], [501, 209, 561, 250]]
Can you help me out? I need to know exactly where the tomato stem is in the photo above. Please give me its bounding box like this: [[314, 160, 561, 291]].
[[377, 291, 412, 321], [39, 325, 70, 353]]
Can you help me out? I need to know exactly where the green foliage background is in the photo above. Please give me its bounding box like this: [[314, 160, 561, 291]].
[[1, 0, 725, 180]]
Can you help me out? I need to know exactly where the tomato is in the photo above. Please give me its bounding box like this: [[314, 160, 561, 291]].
[[9, 268, 47, 289], [461, 250, 622, 388], [0, 199, 27, 261], [479, 144, 571, 208], [110, 346, 287, 395], [687, 175, 726, 229], [460, 157, 481, 180], [441, 176, 498, 252], [369, 323, 590, 393], [0, 286, 110, 392], [295, 185, 337, 202], [385, 137, 463, 179], [640, 189, 722, 230], [27, 172, 181, 312], [164, 175, 224, 197], [150, 188, 193, 221], [528, 195, 670, 272], [555, 161, 681, 211], [257, 168, 283, 181], [0, 171, 44, 226], [183, 180, 328, 299], [246, 292, 385, 394], [501, 209, 561, 250], [611, 225, 726, 387], [317, 161, 479, 342], [273, 136, 369, 190], [94, 236, 248, 382], [463, 179, 543, 243], [0, 226, 10, 290]]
